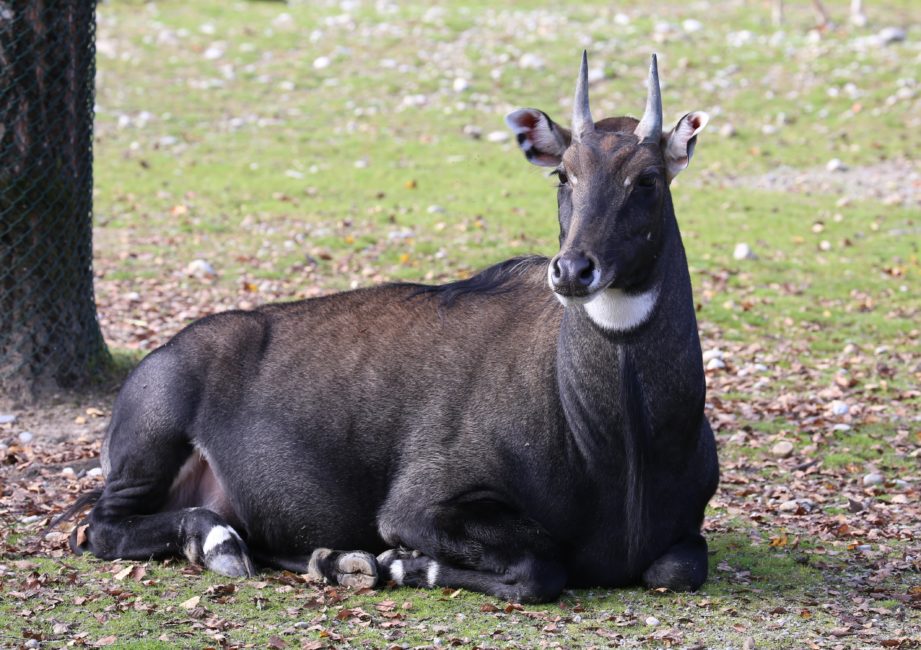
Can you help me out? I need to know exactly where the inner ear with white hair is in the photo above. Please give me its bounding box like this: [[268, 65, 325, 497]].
[[662, 112, 709, 182], [505, 108, 572, 168]]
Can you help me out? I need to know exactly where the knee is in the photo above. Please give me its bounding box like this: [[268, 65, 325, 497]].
[[505, 556, 567, 603], [642, 535, 708, 592]]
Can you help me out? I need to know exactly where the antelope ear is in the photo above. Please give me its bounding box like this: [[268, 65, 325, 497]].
[[662, 111, 709, 181], [505, 108, 571, 167]]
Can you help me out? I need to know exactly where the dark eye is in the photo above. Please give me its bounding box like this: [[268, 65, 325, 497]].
[[637, 174, 657, 188], [555, 169, 569, 187]]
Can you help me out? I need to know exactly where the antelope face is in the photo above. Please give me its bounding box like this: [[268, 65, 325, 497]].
[[507, 53, 708, 308]]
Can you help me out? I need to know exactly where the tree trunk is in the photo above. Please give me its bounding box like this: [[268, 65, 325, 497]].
[[0, 0, 107, 403]]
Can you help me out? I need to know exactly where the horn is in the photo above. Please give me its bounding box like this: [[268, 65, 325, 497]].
[[634, 53, 662, 142], [571, 50, 594, 142]]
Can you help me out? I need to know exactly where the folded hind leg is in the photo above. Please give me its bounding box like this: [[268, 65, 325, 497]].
[[74, 353, 254, 577], [77, 504, 255, 577]]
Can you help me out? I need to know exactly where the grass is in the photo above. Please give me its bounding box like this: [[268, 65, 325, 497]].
[[2, 0, 919, 647], [0, 538, 874, 649]]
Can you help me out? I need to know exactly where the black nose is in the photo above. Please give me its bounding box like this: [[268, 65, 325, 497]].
[[550, 252, 596, 295]]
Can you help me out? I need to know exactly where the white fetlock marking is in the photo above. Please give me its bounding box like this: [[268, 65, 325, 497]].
[[390, 559, 405, 585], [203, 526, 233, 555], [427, 561, 440, 587]]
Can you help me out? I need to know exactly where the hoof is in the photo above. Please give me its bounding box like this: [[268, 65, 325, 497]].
[[200, 525, 256, 578], [334, 551, 379, 589], [308, 548, 378, 589]]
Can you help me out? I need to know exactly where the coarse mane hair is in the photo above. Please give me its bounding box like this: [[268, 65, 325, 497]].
[[402, 255, 548, 308]]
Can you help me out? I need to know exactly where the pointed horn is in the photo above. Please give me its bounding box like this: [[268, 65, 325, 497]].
[[571, 50, 594, 142], [634, 53, 662, 142]]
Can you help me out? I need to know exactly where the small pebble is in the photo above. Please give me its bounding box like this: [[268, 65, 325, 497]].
[[486, 130, 509, 143], [518, 53, 545, 69], [0, 414, 16, 425], [877, 26, 906, 45], [779, 499, 799, 512], [18, 431, 33, 444], [313, 56, 331, 70], [826, 158, 848, 172], [186, 259, 216, 278], [706, 358, 725, 370], [702, 348, 723, 363], [87, 467, 104, 477], [427, 205, 445, 214], [733, 242, 757, 260], [862, 473, 884, 487], [719, 123, 737, 138], [728, 431, 747, 445], [829, 400, 849, 416], [452, 77, 469, 93], [462, 124, 481, 139], [772, 440, 795, 458], [645, 616, 660, 626]]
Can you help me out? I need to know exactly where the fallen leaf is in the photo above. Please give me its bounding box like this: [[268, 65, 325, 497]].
[[180, 596, 200, 609]]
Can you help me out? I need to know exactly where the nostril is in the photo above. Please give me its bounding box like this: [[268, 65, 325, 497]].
[[578, 262, 594, 282], [551, 259, 563, 280]]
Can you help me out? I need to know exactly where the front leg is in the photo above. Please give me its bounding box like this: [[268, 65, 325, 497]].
[[377, 494, 566, 603], [376, 547, 566, 603], [641, 533, 708, 591]]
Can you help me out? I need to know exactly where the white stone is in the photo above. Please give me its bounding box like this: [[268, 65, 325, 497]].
[[87, 467, 103, 477], [17, 431, 33, 444], [826, 158, 848, 172], [518, 53, 545, 70], [877, 27, 906, 45], [313, 56, 331, 70], [829, 400, 849, 416], [706, 358, 725, 370], [452, 77, 469, 93], [702, 348, 723, 363], [486, 131, 509, 143], [0, 414, 16, 425], [779, 499, 799, 512], [682, 19, 703, 33], [772, 440, 795, 458], [187, 259, 216, 278], [719, 123, 737, 138], [645, 616, 660, 626], [614, 13, 631, 25], [272, 13, 294, 29], [733, 242, 756, 260], [863, 473, 884, 487], [427, 205, 445, 214], [203, 43, 225, 60]]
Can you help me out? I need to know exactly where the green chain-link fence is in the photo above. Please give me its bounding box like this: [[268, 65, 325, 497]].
[[0, 0, 107, 402]]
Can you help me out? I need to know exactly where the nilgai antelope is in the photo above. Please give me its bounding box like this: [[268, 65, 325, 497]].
[[59, 53, 719, 603]]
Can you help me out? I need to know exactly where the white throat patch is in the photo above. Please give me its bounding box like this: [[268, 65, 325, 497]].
[[583, 287, 659, 332]]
